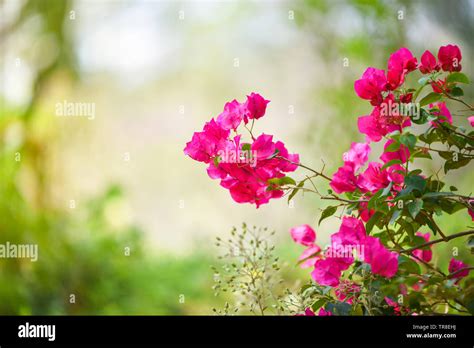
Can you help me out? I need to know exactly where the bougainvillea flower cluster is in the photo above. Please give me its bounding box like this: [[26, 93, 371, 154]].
[[289, 44, 472, 300], [184, 93, 299, 207], [187, 44, 473, 316], [308, 217, 398, 287], [330, 140, 406, 195]]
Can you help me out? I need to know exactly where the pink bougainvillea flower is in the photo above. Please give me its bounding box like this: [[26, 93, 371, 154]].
[[290, 224, 322, 268], [354, 67, 387, 106], [385, 297, 402, 315], [448, 258, 471, 283], [358, 113, 386, 142], [430, 78, 451, 94], [273, 141, 300, 172], [295, 308, 316, 316], [290, 224, 316, 246], [342, 142, 371, 171], [357, 162, 390, 193], [216, 99, 247, 131], [311, 255, 353, 287], [468, 199, 474, 221], [335, 281, 361, 305], [244, 92, 270, 122], [412, 232, 433, 262], [184, 119, 230, 163], [318, 308, 333, 316], [298, 245, 322, 268], [380, 139, 410, 164], [251, 133, 276, 160], [412, 279, 425, 292], [363, 236, 398, 278], [358, 104, 410, 143], [330, 142, 371, 194], [386, 164, 405, 191], [419, 50, 440, 74], [207, 162, 228, 179], [331, 216, 366, 247], [438, 44, 462, 72], [329, 163, 358, 194], [430, 102, 453, 127], [185, 94, 300, 208], [399, 92, 413, 104], [358, 200, 375, 222], [468, 116, 474, 127], [386, 48, 418, 90]]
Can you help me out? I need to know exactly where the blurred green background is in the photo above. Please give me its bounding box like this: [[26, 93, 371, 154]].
[[0, 0, 472, 314]]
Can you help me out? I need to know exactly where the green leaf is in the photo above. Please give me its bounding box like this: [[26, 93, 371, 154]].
[[419, 128, 438, 144], [438, 200, 466, 214], [409, 169, 423, 176], [410, 109, 429, 125], [426, 179, 445, 192], [241, 143, 251, 152], [405, 175, 427, 192], [411, 150, 432, 160], [367, 189, 384, 210], [397, 175, 427, 200], [389, 209, 401, 225], [419, 92, 442, 106], [438, 151, 453, 160], [311, 298, 327, 311], [397, 218, 415, 238], [468, 236, 474, 254], [287, 181, 304, 202], [450, 86, 464, 97], [446, 72, 470, 84], [400, 133, 417, 150], [318, 205, 338, 226], [279, 176, 296, 186], [407, 199, 423, 219], [398, 255, 421, 275], [267, 176, 296, 188], [385, 140, 401, 152], [410, 235, 428, 249], [366, 211, 384, 233], [444, 157, 471, 173], [381, 182, 394, 197], [467, 236, 474, 248]]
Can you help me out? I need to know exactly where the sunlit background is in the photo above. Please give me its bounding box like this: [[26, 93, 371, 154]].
[[0, 0, 473, 314]]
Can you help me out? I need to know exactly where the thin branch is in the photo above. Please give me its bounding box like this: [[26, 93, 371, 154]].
[[444, 93, 474, 111], [447, 266, 474, 279], [399, 230, 474, 254], [276, 156, 331, 181]]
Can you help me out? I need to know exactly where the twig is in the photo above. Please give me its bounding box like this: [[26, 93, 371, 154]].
[[399, 230, 474, 254], [276, 156, 331, 181]]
